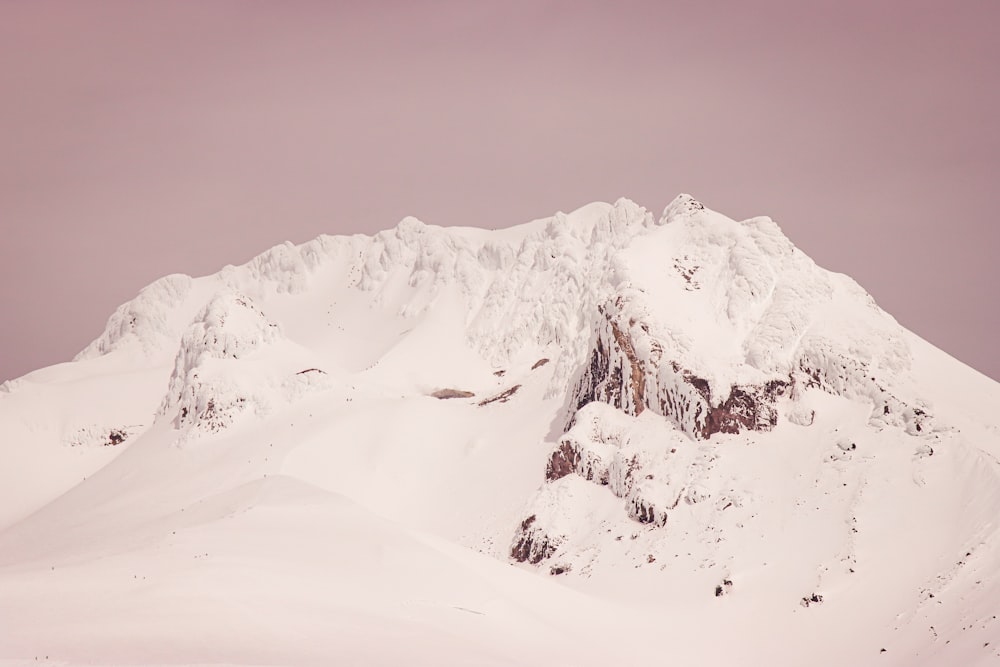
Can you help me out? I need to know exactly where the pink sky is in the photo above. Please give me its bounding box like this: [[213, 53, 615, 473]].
[[2, 1, 998, 382]]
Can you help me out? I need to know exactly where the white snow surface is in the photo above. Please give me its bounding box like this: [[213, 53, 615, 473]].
[[2, 194, 1000, 666]]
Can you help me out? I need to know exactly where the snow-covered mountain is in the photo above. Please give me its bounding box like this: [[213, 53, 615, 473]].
[[2, 195, 999, 666]]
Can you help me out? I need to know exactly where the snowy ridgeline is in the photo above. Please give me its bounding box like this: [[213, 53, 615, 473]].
[[6, 194, 1000, 667], [71, 194, 928, 440]]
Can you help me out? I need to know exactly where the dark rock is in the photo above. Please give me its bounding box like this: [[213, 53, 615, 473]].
[[478, 384, 521, 406], [801, 592, 824, 607], [546, 440, 581, 481], [105, 429, 128, 446], [701, 380, 787, 437], [608, 320, 646, 415], [510, 515, 557, 564], [569, 301, 789, 440], [628, 494, 667, 527], [430, 389, 475, 399]]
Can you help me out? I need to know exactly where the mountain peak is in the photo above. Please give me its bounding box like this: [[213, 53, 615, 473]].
[[660, 192, 707, 224], [3, 195, 998, 666]]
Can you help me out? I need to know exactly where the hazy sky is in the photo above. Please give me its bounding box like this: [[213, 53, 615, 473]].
[[2, 1, 998, 382]]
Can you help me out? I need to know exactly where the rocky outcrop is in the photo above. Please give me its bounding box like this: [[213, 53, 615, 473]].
[[510, 515, 558, 564], [545, 438, 613, 485], [509, 196, 936, 569], [66, 425, 136, 448], [545, 440, 583, 482], [627, 494, 668, 527], [431, 389, 475, 400], [569, 297, 790, 441], [478, 385, 521, 406], [569, 288, 931, 444], [701, 380, 789, 435]]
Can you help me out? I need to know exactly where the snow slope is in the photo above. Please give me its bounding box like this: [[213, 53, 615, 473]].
[[2, 195, 999, 666]]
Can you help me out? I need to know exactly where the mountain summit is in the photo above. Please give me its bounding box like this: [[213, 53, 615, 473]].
[[2, 195, 999, 666]]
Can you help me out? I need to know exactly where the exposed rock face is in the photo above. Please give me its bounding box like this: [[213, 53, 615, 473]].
[[520, 273, 925, 566], [702, 380, 789, 436], [518, 283, 931, 566], [545, 440, 585, 482], [514, 401, 686, 564], [510, 515, 558, 564], [569, 297, 790, 441], [517, 197, 933, 566], [431, 389, 475, 400]]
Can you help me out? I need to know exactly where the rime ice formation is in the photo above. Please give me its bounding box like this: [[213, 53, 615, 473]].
[[78, 195, 924, 434], [75, 273, 194, 359], [2, 195, 1000, 667], [159, 292, 281, 433]]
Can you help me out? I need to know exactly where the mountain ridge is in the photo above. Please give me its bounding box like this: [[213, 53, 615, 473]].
[[1, 194, 999, 666]]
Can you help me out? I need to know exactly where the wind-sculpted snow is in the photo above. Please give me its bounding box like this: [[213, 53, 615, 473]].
[[74, 194, 931, 446], [75, 236, 367, 364], [462, 200, 655, 393], [345, 199, 654, 395], [75, 273, 193, 360], [222, 235, 359, 295], [160, 292, 281, 433]]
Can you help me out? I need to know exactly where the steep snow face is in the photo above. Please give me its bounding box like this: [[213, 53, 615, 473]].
[[3, 194, 1000, 667], [349, 198, 654, 395], [73, 194, 919, 431]]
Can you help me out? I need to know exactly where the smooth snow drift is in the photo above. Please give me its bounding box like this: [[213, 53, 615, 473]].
[[2, 195, 999, 666]]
